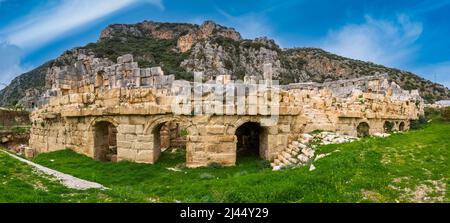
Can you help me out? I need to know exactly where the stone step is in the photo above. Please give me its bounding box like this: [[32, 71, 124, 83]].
[[280, 156, 292, 165], [274, 159, 281, 165], [281, 151, 292, 159], [301, 148, 315, 158], [288, 157, 298, 164], [297, 154, 309, 163], [289, 150, 299, 156]]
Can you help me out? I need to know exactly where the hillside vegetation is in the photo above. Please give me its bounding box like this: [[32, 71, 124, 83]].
[[1, 21, 449, 107]]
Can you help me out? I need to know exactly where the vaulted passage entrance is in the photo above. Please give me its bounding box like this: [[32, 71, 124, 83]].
[[235, 122, 268, 162], [152, 121, 186, 163], [357, 122, 370, 137], [93, 121, 117, 162], [384, 121, 394, 133], [399, 122, 405, 131]]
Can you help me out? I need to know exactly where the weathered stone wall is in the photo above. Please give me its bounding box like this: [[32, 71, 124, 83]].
[[29, 113, 295, 167], [29, 54, 424, 167]]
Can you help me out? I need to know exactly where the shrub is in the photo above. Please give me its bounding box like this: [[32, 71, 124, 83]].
[[410, 116, 428, 130], [179, 129, 189, 137], [442, 107, 450, 122], [424, 107, 441, 118], [207, 162, 223, 169], [12, 126, 30, 134], [383, 121, 394, 133], [257, 160, 271, 170]]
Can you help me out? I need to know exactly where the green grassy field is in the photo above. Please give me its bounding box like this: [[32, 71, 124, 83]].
[[1, 119, 448, 203]]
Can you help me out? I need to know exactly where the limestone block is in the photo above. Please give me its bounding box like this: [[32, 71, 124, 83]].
[[117, 140, 133, 149], [210, 153, 236, 166], [135, 150, 153, 163], [69, 94, 82, 104], [278, 124, 290, 133], [118, 124, 136, 134], [277, 134, 288, 146], [118, 54, 133, 64], [206, 125, 225, 135], [206, 143, 234, 153], [117, 148, 137, 161], [151, 67, 164, 76], [133, 142, 153, 150], [125, 134, 137, 141]]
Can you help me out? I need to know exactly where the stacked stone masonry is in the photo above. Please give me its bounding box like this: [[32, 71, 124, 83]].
[[29, 54, 424, 167]]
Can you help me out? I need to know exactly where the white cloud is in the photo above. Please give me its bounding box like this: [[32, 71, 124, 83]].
[[217, 9, 272, 40], [320, 14, 423, 67], [0, 42, 29, 88], [1, 0, 163, 51], [0, 0, 163, 89]]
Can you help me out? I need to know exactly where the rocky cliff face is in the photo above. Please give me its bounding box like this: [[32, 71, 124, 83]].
[[0, 20, 449, 106], [0, 62, 50, 107]]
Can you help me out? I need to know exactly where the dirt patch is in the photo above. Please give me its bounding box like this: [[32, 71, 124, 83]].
[[392, 176, 410, 183], [389, 178, 446, 203], [361, 189, 384, 202], [410, 180, 446, 203]]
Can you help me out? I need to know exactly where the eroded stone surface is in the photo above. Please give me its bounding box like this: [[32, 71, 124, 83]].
[[29, 52, 424, 168]]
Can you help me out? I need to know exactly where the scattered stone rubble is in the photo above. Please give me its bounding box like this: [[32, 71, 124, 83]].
[[271, 130, 399, 171], [271, 132, 358, 171]]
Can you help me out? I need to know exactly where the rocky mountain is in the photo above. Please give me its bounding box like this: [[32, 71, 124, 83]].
[[0, 62, 50, 107], [0, 20, 448, 106]]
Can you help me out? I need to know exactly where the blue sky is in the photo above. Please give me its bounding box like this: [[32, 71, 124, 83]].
[[1, 0, 450, 89]]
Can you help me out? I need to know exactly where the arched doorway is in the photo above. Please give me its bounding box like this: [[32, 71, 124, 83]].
[[399, 122, 405, 131], [152, 121, 186, 163], [357, 122, 370, 137], [235, 122, 268, 162], [93, 121, 117, 162], [383, 121, 394, 133]]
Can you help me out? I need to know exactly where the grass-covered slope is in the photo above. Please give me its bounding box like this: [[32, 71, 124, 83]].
[[21, 120, 449, 203], [0, 151, 111, 202]]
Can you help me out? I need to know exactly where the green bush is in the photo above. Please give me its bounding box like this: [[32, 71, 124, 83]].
[[207, 162, 223, 169], [383, 121, 394, 133], [424, 107, 441, 118], [410, 116, 428, 130], [442, 107, 450, 122], [179, 129, 189, 137], [12, 126, 30, 134], [257, 160, 271, 170]]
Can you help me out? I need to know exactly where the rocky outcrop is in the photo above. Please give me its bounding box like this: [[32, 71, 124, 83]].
[[100, 20, 196, 41], [1, 20, 449, 108], [177, 21, 241, 52]]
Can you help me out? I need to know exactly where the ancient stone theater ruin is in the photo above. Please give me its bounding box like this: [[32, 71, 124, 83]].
[[29, 52, 424, 167]]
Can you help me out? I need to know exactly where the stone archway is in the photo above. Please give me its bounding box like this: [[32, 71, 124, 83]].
[[399, 122, 405, 131], [357, 122, 370, 137], [93, 121, 117, 162], [234, 121, 268, 162], [146, 117, 192, 163], [383, 121, 394, 133]]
